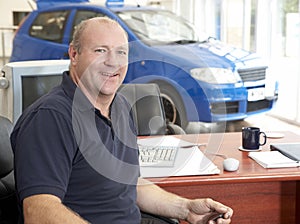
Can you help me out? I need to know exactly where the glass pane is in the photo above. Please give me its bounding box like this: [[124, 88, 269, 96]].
[[30, 11, 69, 43], [118, 10, 205, 45]]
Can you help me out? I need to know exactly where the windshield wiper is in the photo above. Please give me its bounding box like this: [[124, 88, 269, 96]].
[[169, 39, 198, 45]]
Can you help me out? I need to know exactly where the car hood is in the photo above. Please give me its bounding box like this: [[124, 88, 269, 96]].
[[152, 40, 266, 71]]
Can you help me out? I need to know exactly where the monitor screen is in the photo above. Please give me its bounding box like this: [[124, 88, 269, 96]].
[[22, 75, 62, 110], [0, 60, 70, 124]]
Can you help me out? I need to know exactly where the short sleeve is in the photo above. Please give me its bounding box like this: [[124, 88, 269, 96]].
[[13, 108, 77, 201]]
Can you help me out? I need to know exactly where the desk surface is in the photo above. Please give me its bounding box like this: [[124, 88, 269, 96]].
[[147, 131, 300, 186], [145, 131, 300, 223]]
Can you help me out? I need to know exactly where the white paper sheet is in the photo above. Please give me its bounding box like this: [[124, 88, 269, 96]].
[[138, 136, 220, 178]]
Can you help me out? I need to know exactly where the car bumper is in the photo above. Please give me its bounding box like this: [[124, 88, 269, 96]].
[[187, 84, 278, 123]]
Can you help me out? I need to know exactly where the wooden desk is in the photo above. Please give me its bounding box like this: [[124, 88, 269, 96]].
[[148, 131, 300, 223]]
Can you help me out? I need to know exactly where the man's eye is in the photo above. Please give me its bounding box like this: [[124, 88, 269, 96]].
[[118, 50, 127, 56], [95, 48, 106, 53]]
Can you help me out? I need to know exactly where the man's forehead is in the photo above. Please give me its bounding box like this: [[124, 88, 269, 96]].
[[83, 23, 127, 44], [87, 23, 127, 41], [87, 19, 127, 37]]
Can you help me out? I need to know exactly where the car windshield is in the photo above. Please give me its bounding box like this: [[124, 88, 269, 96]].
[[117, 10, 208, 45]]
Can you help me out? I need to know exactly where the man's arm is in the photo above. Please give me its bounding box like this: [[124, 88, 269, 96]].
[[137, 178, 189, 220], [23, 194, 89, 224], [136, 178, 233, 224]]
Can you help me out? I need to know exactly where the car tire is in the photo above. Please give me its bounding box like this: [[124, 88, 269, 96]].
[[154, 81, 188, 129]]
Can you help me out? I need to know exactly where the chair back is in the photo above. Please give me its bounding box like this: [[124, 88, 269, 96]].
[[118, 83, 167, 136], [0, 116, 18, 223]]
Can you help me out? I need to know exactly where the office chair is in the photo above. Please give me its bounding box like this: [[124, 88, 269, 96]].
[[118, 83, 185, 136], [0, 116, 18, 224]]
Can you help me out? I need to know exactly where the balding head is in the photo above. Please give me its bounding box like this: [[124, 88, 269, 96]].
[[71, 17, 128, 54]]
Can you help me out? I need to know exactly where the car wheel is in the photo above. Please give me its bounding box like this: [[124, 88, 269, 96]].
[[155, 82, 188, 129]]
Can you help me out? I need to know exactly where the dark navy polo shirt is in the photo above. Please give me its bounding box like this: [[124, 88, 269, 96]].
[[10, 71, 141, 223]]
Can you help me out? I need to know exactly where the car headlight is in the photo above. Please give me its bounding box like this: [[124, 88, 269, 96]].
[[190, 68, 239, 84]]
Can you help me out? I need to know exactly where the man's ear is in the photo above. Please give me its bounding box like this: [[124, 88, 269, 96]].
[[68, 44, 77, 64]]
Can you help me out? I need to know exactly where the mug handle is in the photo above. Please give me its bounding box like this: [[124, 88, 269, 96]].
[[259, 131, 267, 146]]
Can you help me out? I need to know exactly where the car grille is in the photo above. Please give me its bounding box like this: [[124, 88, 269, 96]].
[[211, 101, 239, 114], [211, 99, 272, 115], [247, 99, 272, 112], [238, 66, 267, 82]]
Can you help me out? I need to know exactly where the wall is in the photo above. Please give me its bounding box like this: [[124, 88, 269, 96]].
[[0, 0, 33, 66]]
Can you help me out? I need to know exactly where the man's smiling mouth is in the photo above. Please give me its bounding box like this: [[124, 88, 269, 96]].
[[101, 72, 118, 77]]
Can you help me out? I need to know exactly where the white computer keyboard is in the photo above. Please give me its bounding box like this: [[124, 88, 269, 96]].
[[138, 145, 178, 167]]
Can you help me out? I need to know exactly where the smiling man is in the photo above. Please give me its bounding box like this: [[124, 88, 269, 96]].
[[69, 18, 129, 116], [10, 17, 233, 224]]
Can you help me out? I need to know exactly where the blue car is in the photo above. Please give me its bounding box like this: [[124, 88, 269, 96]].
[[10, 0, 278, 128]]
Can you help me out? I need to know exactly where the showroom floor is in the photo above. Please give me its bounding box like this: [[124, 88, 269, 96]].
[[185, 113, 300, 135]]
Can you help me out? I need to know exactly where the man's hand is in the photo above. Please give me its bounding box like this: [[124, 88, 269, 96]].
[[185, 198, 233, 224]]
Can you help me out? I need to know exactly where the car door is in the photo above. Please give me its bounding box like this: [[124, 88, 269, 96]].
[[24, 10, 71, 60]]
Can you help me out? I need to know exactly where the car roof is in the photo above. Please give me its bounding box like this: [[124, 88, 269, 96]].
[[35, 0, 159, 12], [36, 0, 89, 9]]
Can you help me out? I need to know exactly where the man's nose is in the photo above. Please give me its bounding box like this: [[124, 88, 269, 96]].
[[104, 51, 118, 67]]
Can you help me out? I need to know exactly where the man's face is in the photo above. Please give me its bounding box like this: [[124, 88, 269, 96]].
[[71, 21, 129, 99]]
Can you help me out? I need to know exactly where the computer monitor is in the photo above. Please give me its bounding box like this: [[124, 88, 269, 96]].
[[0, 60, 70, 124]]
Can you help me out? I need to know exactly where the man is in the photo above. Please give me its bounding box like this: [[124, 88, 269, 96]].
[[10, 17, 233, 224]]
